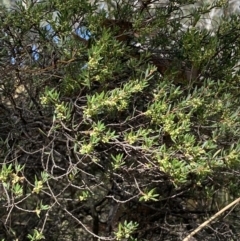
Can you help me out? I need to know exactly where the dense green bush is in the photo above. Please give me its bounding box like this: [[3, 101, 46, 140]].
[[0, 0, 240, 240]]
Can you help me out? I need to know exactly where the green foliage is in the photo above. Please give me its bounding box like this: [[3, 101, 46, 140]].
[[0, 164, 25, 198], [27, 229, 45, 241], [78, 190, 90, 201], [0, 0, 240, 240], [35, 201, 50, 218], [115, 220, 139, 241], [139, 188, 159, 202], [111, 153, 125, 170]]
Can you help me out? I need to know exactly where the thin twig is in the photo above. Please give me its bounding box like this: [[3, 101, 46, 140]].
[[183, 197, 240, 241]]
